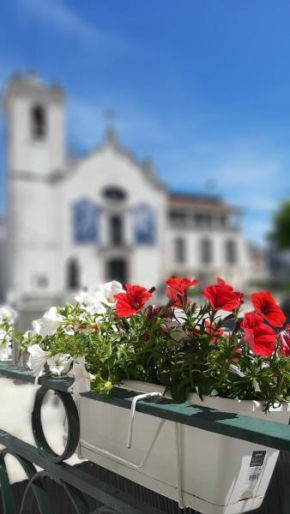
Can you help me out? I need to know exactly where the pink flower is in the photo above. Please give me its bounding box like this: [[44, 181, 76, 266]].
[[278, 324, 290, 356]]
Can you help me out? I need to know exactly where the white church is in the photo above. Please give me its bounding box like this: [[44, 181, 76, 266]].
[[1, 72, 255, 325]]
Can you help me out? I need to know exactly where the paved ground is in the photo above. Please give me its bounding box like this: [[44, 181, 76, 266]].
[[0, 377, 82, 483]]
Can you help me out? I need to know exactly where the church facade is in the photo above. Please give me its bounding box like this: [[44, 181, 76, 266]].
[[2, 73, 252, 320]]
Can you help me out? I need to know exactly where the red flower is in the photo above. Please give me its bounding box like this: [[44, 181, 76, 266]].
[[233, 347, 242, 363], [241, 312, 277, 357], [202, 278, 243, 312], [146, 305, 162, 321], [166, 277, 199, 307], [114, 284, 153, 317], [278, 324, 290, 356], [205, 321, 225, 343], [241, 312, 264, 331], [251, 291, 286, 328]]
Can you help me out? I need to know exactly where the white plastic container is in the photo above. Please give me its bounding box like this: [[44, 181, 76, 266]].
[[79, 381, 290, 514]]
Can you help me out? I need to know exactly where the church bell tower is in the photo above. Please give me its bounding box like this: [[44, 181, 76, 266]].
[[2, 72, 65, 307]]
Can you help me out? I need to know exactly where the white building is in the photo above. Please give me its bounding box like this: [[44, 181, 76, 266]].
[[0, 216, 6, 303], [1, 73, 252, 324]]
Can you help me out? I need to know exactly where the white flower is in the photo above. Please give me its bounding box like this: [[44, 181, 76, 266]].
[[47, 353, 72, 376], [0, 328, 10, 345], [23, 330, 35, 339], [27, 344, 52, 377], [64, 325, 75, 336], [0, 346, 11, 360], [75, 291, 94, 306], [32, 307, 64, 338], [75, 290, 107, 316], [0, 306, 18, 326], [68, 356, 92, 399], [97, 281, 125, 307], [0, 329, 12, 360]]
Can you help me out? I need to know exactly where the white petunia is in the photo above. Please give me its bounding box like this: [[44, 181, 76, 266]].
[[32, 307, 64, 338], [0, 328, 10, 345], [47, 353, 72, 376], [0, 329, 12, 360], [23, 329, 36, 340], [97, 281, 125, 307], [68, 356, 92, 399], [0, 346, 11, 360], [75, 290, 94, 306], [64, 325, 75, 336], [75, 290, 107, 316], [27, 344, 52, 378], [0, 306, 18, 326]]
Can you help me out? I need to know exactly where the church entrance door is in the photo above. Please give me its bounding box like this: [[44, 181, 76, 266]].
[[106, 258, 127, 284]]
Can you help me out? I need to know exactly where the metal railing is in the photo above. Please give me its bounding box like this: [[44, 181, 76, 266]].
[[1, 361, 290, 514]]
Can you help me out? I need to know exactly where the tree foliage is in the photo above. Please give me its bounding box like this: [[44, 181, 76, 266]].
[[272, 200, 290, 249]]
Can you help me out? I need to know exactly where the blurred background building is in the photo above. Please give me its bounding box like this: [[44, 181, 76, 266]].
[[0, 72, 263, 327]]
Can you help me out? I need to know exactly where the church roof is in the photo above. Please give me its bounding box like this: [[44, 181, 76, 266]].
[[169, 192, 241, 213], [64, 128, 167, 193]]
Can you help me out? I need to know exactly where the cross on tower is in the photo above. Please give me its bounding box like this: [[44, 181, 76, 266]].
[[104, 109, 116, 129], [104, 110, 117, 145]]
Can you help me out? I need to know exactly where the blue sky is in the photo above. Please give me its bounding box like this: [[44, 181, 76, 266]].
[[1, 0, 290, 244]]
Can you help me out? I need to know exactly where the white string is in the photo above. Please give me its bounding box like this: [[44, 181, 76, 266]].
[[78, 391, 185, 508], [79, 419, 166, 470], [127, 392, 162, 448], [175, 422, 185, 509]]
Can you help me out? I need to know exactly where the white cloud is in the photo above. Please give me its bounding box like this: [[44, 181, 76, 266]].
[[21, 0, 126, 53]]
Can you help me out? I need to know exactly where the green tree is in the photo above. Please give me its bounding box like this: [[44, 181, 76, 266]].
[[272, 200, 290, 249]]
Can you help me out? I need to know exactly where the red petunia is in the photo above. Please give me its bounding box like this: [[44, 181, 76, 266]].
[[202, 278, 243, 312], [205, 321, 225, 343], [241, 312, 277, 357], [233, 347, 242, 363], [166, 277, 199, 308], [278, 324, 290, 356], [241, 312, 264, 331], [251, 291, 286, 328], [114, 284, 153, 317]]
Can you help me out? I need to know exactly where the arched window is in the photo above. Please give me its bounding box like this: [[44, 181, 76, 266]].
[[175, 237, 186, 263], [67, 259, 80, 290], [103, 187, 127, 202], [225, 240, 237, 265], [31, 104, 46, 139], [201, 238, 212, 264]]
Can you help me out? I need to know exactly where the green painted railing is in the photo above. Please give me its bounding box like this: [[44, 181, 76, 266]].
[[1, 360, 290, 513]]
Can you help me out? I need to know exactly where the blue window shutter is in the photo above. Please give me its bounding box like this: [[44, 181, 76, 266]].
[[132, 204, 156, 245], [72, 198, 100, 244]]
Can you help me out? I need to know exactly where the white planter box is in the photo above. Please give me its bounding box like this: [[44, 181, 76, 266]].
[[78, 381, 290, 514]]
